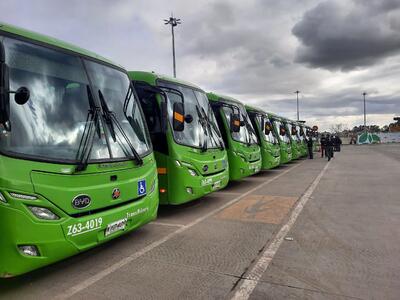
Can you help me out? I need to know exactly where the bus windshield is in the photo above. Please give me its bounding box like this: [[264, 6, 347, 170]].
[[255, 114, 277, 144], [161, 81, 223, 150], [287, 123, 300, 142], [222, 103, 258, 145], [273, 119, 290, 144], [0, 36, 150, 163], [298, 125, 306, 141]]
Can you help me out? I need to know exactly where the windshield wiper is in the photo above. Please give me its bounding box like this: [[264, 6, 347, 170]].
[[195, 105, 208, 152], [75, 86, 101, 172], [123, 82, 135, 117], [98, 90, 143, 166], [242, 114, 257, 146], [201, 106, 224, 150]]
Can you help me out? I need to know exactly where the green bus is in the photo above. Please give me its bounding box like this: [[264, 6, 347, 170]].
[[207, 93, 261, 180], [284, 118, 301, 160], [130, 71, 229, 205], [297, 122, 308, 157], [0, 24, 158, 277], [269, 113, 292, 164], [246, 105, 280, 169]]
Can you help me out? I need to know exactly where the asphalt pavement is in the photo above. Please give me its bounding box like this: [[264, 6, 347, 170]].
[[0, 144, 399, 300]]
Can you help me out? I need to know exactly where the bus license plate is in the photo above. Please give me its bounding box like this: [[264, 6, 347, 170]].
[[105, 218, 127, 237]]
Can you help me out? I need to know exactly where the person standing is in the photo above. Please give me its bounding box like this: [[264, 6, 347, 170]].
[[326, 135, 334, 161], [320, 134, 326, 157], [307, 136, 313, 159], [337, 136, 342, 152]]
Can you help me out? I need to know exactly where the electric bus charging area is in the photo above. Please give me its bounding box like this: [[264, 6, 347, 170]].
[[207, 93, 261, 180], [269, 113, 292, 164], [284, 118, 302, 160], [0, 24, 158, 277], [130, 71, 229, 205], [246, 105, 280, 169]]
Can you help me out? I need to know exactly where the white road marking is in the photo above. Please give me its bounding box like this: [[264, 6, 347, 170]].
[[151, 221, 185, 228], [55, 161, 305, 300], [231, 161, 330, 300], [213, 191, 242, 195]]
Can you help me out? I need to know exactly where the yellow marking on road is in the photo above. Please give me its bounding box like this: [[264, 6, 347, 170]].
[[215, 195, 297, 224]]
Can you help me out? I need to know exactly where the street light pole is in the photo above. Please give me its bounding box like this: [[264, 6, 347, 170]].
[[294, 90, 300, 121], [164, 14, 181, 78], [363, 92, 367, 131]]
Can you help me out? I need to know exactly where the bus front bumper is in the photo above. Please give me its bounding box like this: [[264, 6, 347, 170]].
[[0, 190, 158, 278]]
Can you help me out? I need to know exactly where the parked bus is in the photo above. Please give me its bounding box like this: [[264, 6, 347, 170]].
[[246, 105, 280, 169], [207, 93, 261, 180], [130, 71, 229, 205], [297, 122, 308, 157], [284, 118, 301, 160], [0, 24, 158, 277], [269, 114, 292, 164]]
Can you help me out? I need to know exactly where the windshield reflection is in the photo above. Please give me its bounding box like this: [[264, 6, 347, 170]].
[[161, 81, 223, 150], [255, 115, 277, 144], [222, 103, 258, 145], [273, 119, 290, 144], [0, 36, 149, 163]]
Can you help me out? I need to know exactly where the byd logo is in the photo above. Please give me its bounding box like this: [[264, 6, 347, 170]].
[[72, 194, 91, 209]]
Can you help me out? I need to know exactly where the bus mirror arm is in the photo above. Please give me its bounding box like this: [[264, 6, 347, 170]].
[[0, 41, 11, 130]]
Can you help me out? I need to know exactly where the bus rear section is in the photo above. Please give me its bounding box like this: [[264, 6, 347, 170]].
[[130, 71, 229, 205], [270, 115, 292, 164], [208, 93, 261, 181], [246, 106, 280, 169], [0, 24, 158, 277]]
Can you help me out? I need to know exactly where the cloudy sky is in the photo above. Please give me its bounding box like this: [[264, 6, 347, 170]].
[[1, 0, 399, 130]]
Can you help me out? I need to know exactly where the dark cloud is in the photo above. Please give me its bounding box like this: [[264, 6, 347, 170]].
[[293, 0, 400, 71], [255, 91, 399, 119], [0, 0, 397, 130]]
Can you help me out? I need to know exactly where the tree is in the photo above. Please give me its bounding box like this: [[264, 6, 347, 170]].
[[330, 123, 344, 134]]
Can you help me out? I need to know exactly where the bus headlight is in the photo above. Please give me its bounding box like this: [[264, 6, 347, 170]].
[[188, 169, 198, 176], [28, 206, 60, 220], [9, 192, 38, 200], [0, 192, 6, 203], [175, 160, 182, 167]]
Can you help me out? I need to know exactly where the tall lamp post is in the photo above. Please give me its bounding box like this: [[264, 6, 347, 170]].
[[294, 90, 300, 121], [362, 92, 367, 131], [164, 14, 181, 78]]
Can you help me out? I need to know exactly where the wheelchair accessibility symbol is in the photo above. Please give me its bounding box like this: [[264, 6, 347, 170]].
[[138, 180, 146, 196]]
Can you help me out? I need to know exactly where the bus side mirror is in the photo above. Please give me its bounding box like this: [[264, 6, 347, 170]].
[[14, 86, 30, 105], [173, 102, 185, 131], [264, 123, 271, 135], [279, 125, 285, 136], [184, 114, 193, 123], [231, 114, 241, 133]]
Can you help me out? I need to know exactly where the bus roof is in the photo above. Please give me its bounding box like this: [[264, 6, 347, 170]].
[[207, 92, 244, 106], [245, 104, 265, 114], [0, 22, 121, 68], [129, 71, 204, 91]]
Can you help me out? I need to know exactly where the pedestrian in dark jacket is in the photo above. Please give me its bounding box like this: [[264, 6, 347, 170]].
[[320, 134, 326, 157], [333, 135, 340, 152], [307, 137, 313, 159], [336, 136, 342, 152], [326, 135, 334, 161]]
